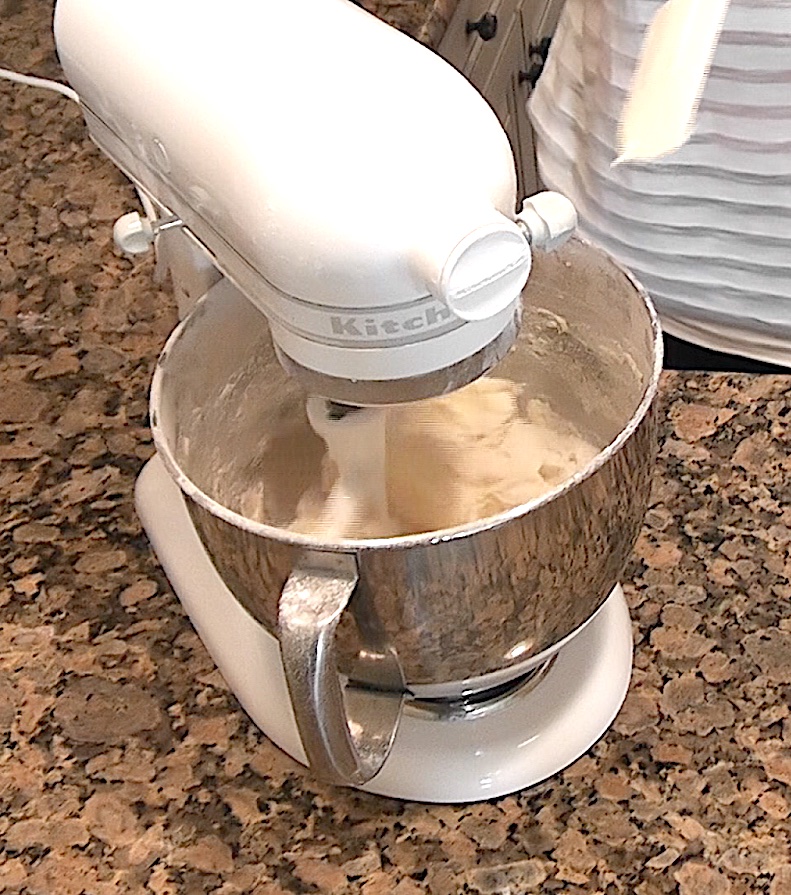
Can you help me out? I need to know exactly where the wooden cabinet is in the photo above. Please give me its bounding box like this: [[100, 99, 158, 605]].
[[437, 0, 564, 196]]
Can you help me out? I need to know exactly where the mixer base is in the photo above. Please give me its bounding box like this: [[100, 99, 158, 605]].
[[136, 454, 633, 803]]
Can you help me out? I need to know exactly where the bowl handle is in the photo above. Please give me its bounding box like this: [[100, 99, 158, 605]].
[[278, 552, 405, 786]]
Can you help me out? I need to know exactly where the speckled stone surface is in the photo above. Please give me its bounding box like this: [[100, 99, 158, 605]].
[[363, 0, 457, 46], [3, 3, 791, 894]]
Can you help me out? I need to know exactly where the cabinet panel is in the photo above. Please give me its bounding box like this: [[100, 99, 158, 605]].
[[437, 0, 504, 77], [474, 14, 520, 119], [529, 0, 565, 43], [513, 68, 540, 195], [464, 0, 521, 92]]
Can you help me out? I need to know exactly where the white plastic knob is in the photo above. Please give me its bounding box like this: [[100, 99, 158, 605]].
[[516, 191, 577, 252], [113, 211, 155, 254], [438, 222, 532, 321]]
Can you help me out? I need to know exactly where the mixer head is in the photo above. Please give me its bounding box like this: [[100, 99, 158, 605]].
[[55, 0, 575, 405]]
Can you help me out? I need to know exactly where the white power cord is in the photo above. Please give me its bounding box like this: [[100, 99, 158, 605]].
[[0, 65, 79, 103]]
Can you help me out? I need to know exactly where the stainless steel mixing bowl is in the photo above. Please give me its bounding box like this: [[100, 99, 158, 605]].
[[150, 237, 662, 785]]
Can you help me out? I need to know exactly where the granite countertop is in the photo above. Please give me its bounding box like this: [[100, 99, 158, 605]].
[[363, 0, 457, 47], [3, 3, 791, 894]]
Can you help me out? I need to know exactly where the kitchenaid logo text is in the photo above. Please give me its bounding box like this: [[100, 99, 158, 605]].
[[329, 303, 453, 339]]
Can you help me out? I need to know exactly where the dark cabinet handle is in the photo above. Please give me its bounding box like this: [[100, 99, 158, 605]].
[[518, 63, 544, 87], [529, 37, 552, 58], [466, 12, 498, 41], [519, 36, 552, 88]]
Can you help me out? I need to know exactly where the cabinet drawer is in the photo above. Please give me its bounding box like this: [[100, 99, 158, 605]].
[[523, 0, 565, 45], [474, 12, 525, 121], [438, 0, 521, 89]]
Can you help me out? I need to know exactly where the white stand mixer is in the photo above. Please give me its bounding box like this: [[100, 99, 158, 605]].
[[53, 0, 651, 801]]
